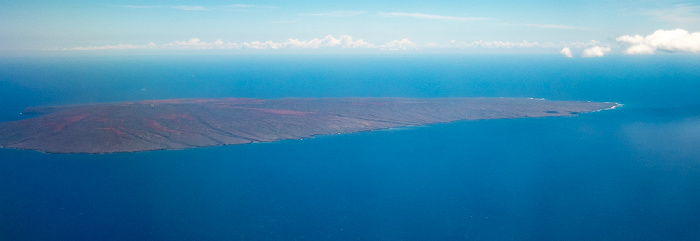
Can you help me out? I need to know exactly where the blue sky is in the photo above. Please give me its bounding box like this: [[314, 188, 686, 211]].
[[1, 0, 699, 56]]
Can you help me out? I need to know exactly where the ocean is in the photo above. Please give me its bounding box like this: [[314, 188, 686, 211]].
[[1, 55, 699, 240]]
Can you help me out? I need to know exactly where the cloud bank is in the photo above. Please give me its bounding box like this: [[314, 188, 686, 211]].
[[380, 38, 418, 50], [63, 35, 376, 51], [617, 29, 700, 54], [56, 35, 607, 53], [169, 35, 375, 49]]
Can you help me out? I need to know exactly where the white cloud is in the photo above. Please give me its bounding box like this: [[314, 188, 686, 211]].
[[617, 29, 700, 55], [470, 40, 540, 48], [243, 41, 282, 49], [61, 35, 376, 51], [284, 35, 374, 48], [380, 38, 418, 50], [65, 43, 158, 50], [166, 38, 223, 49], [56, 35, 609, 54], [619, 42, 656, 55], [560, 47, 573, 58], [582, 46, 610, 57], [379, 12, 489, 22]]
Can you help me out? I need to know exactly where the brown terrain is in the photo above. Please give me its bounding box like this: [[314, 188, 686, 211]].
[[0, 97, 618, 154]]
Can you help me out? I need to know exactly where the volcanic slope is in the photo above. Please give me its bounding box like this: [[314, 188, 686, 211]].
[[0, 98, 619, 153]]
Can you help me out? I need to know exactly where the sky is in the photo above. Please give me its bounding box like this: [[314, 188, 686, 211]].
[[1, 0, 699, 56]]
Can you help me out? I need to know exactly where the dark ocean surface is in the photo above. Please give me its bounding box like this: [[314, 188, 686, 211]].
[[1, 55, 699, 240]]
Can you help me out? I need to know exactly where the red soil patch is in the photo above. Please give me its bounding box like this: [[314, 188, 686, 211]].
[[53, 114, 89, 131], [145, 119, 183, 134], [98, 127, 127, 135]]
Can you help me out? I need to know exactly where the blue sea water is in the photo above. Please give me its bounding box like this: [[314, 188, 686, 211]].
[[1, 55, 699, 240]]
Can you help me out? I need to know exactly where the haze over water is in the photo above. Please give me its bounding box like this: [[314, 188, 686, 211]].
[[1, 55, 700, 240]]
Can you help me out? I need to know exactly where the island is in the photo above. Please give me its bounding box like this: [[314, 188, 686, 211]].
[[0, 97, 619, 154]]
